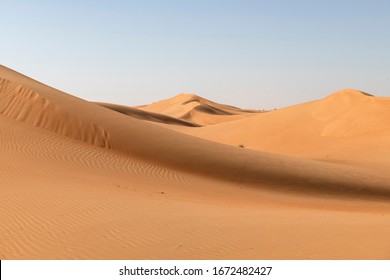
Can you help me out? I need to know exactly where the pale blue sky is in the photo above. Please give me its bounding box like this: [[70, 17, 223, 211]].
[[1, 0, 389, 109]]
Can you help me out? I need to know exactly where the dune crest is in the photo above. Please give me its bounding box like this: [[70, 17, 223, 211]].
[[328, 88, 374, 99], [0, 77, 111, 148]]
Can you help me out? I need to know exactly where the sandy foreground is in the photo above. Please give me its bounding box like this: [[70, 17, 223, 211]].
[[0, 65, 390, 259]]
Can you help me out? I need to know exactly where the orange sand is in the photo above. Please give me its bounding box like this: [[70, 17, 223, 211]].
[[0, 65, 389, 259]]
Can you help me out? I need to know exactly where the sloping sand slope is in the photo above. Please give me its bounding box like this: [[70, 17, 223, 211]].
[[96, 102, 200, 127], [0, 65, 390, 259]]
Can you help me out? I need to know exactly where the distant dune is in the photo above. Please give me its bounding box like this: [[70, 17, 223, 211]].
[[136, 93, 260, 125], [171, 89, 390, 171], [0, 65, 389, 260]]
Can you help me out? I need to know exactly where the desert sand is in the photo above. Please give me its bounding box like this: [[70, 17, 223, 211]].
[[0, 64, 390, 260]]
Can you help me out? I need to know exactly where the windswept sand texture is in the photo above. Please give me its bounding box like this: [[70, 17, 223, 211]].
[[1, 65, 390, 259]]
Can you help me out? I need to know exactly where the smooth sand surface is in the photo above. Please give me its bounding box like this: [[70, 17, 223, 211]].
[[1, 65, 390, 259], [136, 93, 260, 125]]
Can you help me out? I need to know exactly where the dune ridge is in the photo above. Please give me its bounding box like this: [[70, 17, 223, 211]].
[[0, 77, 111, 148]]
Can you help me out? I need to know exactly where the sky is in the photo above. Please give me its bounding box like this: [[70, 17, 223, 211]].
[[1, 0, 389, 109]]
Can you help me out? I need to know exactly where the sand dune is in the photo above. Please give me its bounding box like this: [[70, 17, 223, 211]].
[[0, 65, 390, 259], [136, 93, 260, 125], [171, 89, 390, 170]]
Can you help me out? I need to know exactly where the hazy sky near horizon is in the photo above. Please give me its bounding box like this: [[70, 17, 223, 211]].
[[1, 0, 389, 109]]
